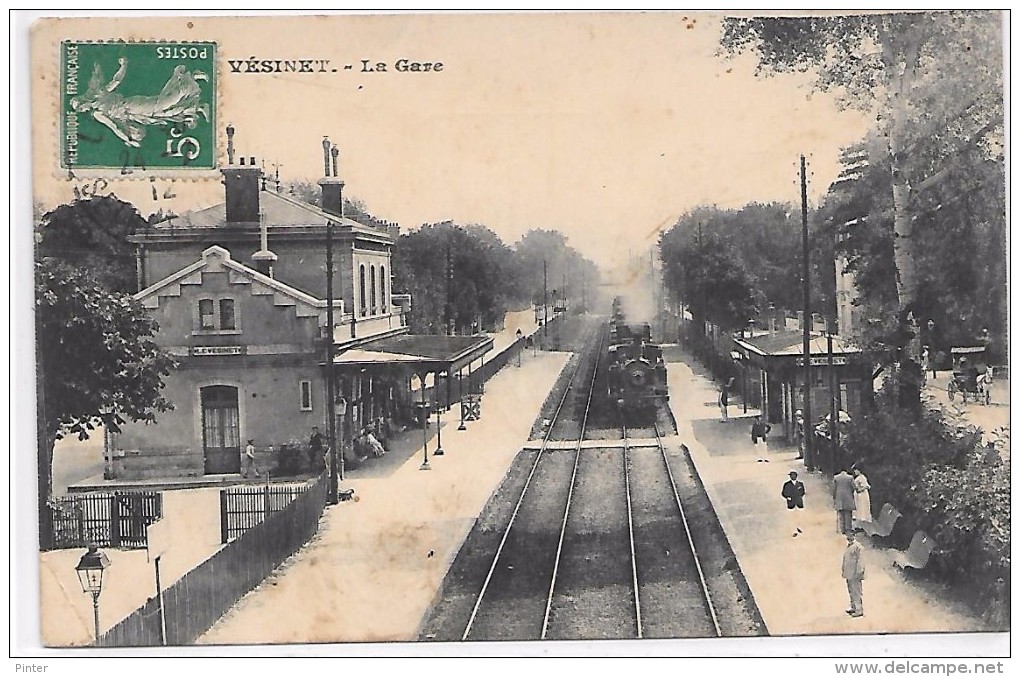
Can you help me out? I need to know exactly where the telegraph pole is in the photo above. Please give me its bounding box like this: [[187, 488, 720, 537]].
[[543, 259, 548, 340], [326, 218, 339, 504], [801, 155, 814, 472], [581, 269, 586, 313]]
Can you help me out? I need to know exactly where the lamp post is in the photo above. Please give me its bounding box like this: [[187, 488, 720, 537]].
[[458, 368, 467, 431], [516, 329, 523, 367], [434, 371, 447, 456], [75, 545, 111, 643], [336, 395, 348, 481], [419, 373, 430, 470]]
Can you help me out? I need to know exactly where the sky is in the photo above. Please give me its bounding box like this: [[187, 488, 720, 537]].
[[30, 12, 874, 272]]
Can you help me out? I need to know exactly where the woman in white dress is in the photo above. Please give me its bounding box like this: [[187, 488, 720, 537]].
[[852, 466, 872, 524]]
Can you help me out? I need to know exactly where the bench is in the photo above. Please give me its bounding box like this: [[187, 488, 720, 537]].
[[857, 503, 901, 538], [892, 530, 936, 570]]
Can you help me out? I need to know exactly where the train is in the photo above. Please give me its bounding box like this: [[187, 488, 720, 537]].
[[607, 296, 669, 417]]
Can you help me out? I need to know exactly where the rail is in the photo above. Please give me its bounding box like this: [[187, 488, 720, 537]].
[[621, 422, 643, 638], [541, 325, 605, 639], [654, 421, 721, 637], [461, 326, 597, 641]]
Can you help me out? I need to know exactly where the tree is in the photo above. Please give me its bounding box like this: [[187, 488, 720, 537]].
[[392, 222, 516, 335], [36, 195, 148, 293], [659, 205, 821, 331], [36, 258, 176, 548], [512, 229, 601, 312], [659, 216, 757, 332], [720, 11, 1003, 354]]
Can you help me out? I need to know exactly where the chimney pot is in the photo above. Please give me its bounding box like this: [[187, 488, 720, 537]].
[[226, 124, 235, 165], [322, 137, 331, 177]]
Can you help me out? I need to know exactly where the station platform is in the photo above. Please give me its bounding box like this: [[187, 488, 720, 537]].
[[663, 345, 1005, 653], [197, 349, 572, 645]]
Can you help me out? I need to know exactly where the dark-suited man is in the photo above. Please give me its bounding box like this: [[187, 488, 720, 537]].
[[833, 468, 855, 534], [781, 470, 806, 537], [842, 531, 866, 617]]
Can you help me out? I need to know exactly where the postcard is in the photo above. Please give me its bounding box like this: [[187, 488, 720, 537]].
[[17, 10, 1009, 662]]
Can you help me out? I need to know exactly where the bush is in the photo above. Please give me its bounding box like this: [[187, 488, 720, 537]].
[[919, 456, 1010, 628], [843, 370, 1009, 628]]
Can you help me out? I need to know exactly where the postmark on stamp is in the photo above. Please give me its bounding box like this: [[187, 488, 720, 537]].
[[60, 41, 216, 171]]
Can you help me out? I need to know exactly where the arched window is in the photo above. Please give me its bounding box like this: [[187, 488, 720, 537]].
[[380, 265, 387, 312], [359, 264, 366, 316], [370, 265, 377, 314]]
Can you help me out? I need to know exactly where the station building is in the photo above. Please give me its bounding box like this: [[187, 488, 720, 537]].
[[731, 329, 872, 444], [110, 131, 491, 479]]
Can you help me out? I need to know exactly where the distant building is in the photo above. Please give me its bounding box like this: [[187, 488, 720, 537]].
[[109, 130, 490, 480], [828, 144, 870, 337]]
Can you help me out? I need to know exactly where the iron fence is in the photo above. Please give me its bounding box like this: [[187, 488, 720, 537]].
[[48, 491, 162, 550], [220, 483, 313, 543]]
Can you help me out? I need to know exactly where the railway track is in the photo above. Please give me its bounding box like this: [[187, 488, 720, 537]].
[[420, 318, 764, 641], [458, 325, 603, 640]]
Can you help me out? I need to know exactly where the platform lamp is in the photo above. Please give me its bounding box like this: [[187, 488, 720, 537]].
[[75, 545, 111, 643], [419, 373, 431, 470], [434, 371, 448, 456], [516, 329, 523, 367]]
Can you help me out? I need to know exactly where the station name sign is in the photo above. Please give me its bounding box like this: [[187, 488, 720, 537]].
[[191, 346, 246, 356], [796, 356, 847, 367]]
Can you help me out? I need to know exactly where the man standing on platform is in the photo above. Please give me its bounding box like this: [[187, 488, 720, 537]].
[[842, 531, 866, 617], [833, 467, 855, 534], [308, 426, 326, 474], [751, 415, 771, 462], [781, 470, 805, 537]]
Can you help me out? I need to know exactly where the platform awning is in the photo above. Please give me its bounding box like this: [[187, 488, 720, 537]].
[[332, 334, 494, 374]]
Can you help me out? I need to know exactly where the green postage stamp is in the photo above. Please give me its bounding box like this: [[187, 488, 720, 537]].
[[60, 41, 216, 171]]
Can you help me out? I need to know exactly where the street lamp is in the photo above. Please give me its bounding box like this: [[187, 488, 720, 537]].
[[434, 371, 448, 456], [419, 373, 430, 470], [516, 329, 523, 367], [75, 545, 111, 643]]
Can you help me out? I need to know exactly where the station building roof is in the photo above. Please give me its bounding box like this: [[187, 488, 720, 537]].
[[733, 330, 862, 358], [333, 334, 494, 375], [141, 190, 391, 240]]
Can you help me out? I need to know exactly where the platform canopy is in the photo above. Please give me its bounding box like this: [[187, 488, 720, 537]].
[[332, 334, 494, 374], [731, 330, 866, 375]]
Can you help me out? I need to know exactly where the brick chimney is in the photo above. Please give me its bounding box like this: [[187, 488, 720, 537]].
[[318, 137, 345, 217], [386, 222, 400, 241], [221, 125, 261, 223]]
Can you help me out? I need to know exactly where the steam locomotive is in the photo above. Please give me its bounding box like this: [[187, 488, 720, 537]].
[[607, 297, 669, 417]]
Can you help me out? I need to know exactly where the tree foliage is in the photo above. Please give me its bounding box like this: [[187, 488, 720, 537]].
[[659, 204, 831, 331], [36, 258, 177, 441], [36, 195, 147, 293], [511, 229, 601, 311], [392, 223, 600, 335], [720, 11, 1004, 348]]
